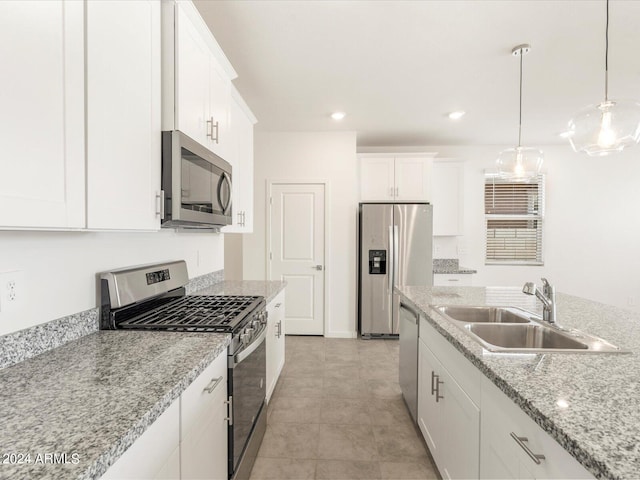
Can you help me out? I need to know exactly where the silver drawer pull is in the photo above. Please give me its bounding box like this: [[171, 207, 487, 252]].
[[431, 371, 438, 395], [447, 279, 460, 282], [510, 432, 545, 464], [203, 376, 224, 394], [225, 396, 233, 425]]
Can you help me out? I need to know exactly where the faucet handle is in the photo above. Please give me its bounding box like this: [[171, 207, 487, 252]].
[[541, 278, 551, 296]]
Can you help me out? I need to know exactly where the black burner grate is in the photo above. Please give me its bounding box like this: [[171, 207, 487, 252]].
[[117, 295, 262, 333]]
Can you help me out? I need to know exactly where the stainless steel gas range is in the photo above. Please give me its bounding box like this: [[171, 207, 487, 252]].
[[99, 260, 266, 480]]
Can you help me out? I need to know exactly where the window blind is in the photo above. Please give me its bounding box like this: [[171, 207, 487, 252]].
[[484, 174, 544, 265]]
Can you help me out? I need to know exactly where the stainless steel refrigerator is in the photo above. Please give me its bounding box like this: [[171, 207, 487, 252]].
[[358, 203, 433, 338]]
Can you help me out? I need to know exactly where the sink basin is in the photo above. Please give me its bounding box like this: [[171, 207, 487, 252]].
[[434, 305, 533, 324], [433, 304, 625, 353], [468, 324, 589, 351]]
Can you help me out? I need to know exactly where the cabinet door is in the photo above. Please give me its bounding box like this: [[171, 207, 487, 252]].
[[417, 338, 443, 465], [182, 350, 229, 480], [86, 0, 161, 230], [432, 161, 463, 235], [175, 2, 210, 146], [360, 157, 395, 201], [208, 59, 232, 160], [0, 0, 85, 229], [394, 157, 432, 201], [439, 367, 480, 480], [101, 401, 180, 480], [221, 92, 254, 234], [266, 291, 286, 402]]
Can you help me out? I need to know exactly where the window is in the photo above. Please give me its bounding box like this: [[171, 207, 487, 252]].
[[484, 174, 544, 265]]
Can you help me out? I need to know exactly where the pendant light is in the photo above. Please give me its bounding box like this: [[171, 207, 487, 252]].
[[566, 0, 640, 156], [496, 44, 543, 180]]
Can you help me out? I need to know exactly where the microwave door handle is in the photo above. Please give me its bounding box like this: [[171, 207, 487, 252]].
[[218, 172, 232, 214]]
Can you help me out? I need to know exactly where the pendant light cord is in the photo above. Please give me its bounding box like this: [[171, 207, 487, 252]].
[[605, 0, 609, 102], [518, 47, 523, 147]]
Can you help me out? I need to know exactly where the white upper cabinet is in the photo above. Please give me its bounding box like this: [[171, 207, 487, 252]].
[[86, 0, 162, 230], [164, 0, 237, 162], [221, 87, 256, 234], [359, 154, 435, 202], [0, 0, 85, 229], [432, 160, 463, 236]]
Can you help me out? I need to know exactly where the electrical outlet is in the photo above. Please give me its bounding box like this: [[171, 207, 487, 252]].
[[0, 271, 24, 314]]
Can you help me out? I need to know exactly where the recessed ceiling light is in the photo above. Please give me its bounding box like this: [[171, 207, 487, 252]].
[[331, 112, 346, 121], [448, 111, 465, 120]]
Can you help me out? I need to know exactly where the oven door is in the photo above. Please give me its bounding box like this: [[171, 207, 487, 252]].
[[228, 325, 267, 479]]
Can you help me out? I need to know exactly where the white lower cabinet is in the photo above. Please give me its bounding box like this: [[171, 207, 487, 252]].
[[433, 273, 473, 287], [418, 321, 480, 479], [480, 377, 594, 480], [417, 316, 595, 480], [101, 401, 180, 480], [181, 348, 228, 480], [101, 348, 229, 480], [266, 291, 286, 402]]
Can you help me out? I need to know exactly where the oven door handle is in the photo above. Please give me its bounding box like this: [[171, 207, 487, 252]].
[[232, 325, 267, 367]]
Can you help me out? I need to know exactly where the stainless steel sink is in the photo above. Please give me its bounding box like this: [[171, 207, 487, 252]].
[[434, 305, 533, 324], [468, 324, 588, 350], [432, 305, 625, 353]]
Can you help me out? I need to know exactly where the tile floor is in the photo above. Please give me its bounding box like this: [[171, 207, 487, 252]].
[[250, 336, 440, 480]]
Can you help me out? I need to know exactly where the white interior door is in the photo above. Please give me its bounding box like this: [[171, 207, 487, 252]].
[[269, 183, 325, 335]]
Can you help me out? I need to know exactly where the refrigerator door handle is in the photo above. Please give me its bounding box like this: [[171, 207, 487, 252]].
[[393, 225, 399, 288], [388, 226, 394, 292]]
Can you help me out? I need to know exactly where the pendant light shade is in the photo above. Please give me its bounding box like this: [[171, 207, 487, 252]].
[[496, 44, 543, 179], [566, 100, 640, 156], [566, 0, 640, 156], [496, 146, 544, 180]]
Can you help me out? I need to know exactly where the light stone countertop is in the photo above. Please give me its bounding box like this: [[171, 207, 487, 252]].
[[0, 280, 286, 480], [191, 280, 286, 303], [396, 285, 640, 480], [0, 330, 230, 480]]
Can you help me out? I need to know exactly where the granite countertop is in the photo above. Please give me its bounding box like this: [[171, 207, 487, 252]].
[[0, 330, 230, 480], [396, 285, 640, 480], [432, 266, 477, 274], [191, 280, 286, 303], [0, 279, 285, 480], [432, 258, 477, 274]]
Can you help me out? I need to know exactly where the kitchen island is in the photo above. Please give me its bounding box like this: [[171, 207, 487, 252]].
[[397, 285, 640, 480]]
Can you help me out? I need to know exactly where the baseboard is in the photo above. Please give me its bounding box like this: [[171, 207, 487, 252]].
[[324, 331, 357, 339]]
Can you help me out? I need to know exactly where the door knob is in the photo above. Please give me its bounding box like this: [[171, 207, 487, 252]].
[[313, 265, 323, 271]]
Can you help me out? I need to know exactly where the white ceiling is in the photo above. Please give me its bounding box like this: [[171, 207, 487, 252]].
[[194, 0, 640, 147]]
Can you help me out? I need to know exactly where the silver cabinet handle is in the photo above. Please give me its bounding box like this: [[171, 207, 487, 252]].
[[313, 265, 323, 271], [224, 395, 233, 425], [395, 186, 399, 196], [431, 371, 438, 395], [435, 377, 444, 402], [510, 433, 545, 464], [155, 190, 165, 219], [275, 303, 281, 308], [276, 320, 282, 338], [389, 187, 394, 197], [206, 117, 219, 143], [203, 376, 224, 394]]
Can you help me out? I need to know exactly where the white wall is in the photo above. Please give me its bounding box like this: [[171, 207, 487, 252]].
[[242, 131, 358, 337], [430, 145, 640, 313], [0, 230, 224, 335]]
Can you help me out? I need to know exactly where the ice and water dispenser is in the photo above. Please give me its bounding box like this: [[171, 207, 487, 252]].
[[368, 250, 387, 275]]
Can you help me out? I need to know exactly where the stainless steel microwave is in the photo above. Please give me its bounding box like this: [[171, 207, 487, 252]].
[[161, 131, 232, 228]]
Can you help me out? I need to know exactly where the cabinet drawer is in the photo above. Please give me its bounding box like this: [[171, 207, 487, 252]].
[[181, 350, 228, 439], [419, 316, 480, 405], [480, 377, 593, 479], [434, 273, 472, 286]]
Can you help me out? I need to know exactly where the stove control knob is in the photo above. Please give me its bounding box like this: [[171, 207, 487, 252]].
[[251, 320, 261, 330], [245, 327, 255, 336], [240, 333, 251, 344]]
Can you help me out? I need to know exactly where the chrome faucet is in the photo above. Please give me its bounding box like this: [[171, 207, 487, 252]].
[[522, 278, 557, 324]]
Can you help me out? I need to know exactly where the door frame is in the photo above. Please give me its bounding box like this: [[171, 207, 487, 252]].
[[266, 179, 330, 336]]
